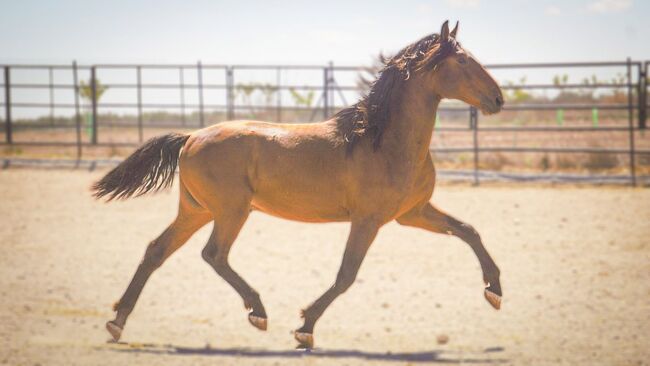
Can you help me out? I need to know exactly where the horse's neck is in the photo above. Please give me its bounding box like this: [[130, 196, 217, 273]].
[[380, 83, 440, 167]]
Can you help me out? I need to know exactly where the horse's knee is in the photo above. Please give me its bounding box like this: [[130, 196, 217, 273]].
[[461, 223, 482, 242], [447, 218, 481, 242]]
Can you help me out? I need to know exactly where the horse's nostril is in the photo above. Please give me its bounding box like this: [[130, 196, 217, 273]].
[[495, 96, 504, 107]]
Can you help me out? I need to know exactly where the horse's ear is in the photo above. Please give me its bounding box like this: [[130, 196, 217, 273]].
[[450, 21, 459, 38], [440, 20, 450, 42]]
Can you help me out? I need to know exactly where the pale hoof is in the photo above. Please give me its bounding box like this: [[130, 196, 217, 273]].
[[484, 288, 501, 310], [248, 313, 267, 331], [106, 321, 122, 342], [294, 331, 314, 349]]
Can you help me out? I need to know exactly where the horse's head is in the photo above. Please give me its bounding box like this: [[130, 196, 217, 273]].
[[422, 21, 504, 115], [337, 22, 504, 152]]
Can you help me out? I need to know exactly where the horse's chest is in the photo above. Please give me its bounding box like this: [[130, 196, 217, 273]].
[[392, 165, 436, 216], [350, 165, 433, 219]]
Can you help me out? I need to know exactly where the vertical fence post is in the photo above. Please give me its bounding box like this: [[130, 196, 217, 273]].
[[90, 66, 98, 145], [471, 106, 479, 186], [276, 67, 282, 122], [136, 66, 143, 143], [3, 66, 11, 144], [226, 67, 234, 121], [328, 61, 334, 114], [72, 61, 82, 160], [323, 65, 329, 119], [197, 61, 204, 127], [179, 67, 186, 126], [626, 58, 636, 186], [49, 66, 54, 126], [640, 62, 647, 130]]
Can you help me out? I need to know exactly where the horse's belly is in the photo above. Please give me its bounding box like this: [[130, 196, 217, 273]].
[[251, 191, 349, 223], [250, 138, 350, 222]]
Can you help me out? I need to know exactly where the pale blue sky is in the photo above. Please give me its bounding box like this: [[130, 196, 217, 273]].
[[0, 0, 647, 65]]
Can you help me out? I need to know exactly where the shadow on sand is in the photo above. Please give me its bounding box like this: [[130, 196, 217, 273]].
[[105, 342, 507, 364]]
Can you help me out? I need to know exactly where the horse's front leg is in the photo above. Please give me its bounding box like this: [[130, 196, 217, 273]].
[[295, 219, 381, 349], [397, 203, 502, 309]]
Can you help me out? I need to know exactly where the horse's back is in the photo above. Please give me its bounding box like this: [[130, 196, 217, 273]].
[[179, 120, 352, 222]]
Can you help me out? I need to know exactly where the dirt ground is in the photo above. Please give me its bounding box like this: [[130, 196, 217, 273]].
[[0, 169, 648, 366]]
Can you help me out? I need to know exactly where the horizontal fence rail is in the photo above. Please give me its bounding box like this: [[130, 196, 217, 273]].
[[0, 59, 649, 185]]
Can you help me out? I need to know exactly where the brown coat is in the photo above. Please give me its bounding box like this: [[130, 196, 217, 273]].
[[95, 21, 504, 349]]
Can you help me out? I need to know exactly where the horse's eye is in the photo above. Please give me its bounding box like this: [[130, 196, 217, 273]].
[[458, 57, 467, 65]]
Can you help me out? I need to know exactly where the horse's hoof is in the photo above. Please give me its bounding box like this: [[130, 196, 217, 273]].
[[248, 313, 267, 331], [106, 321, 122, 342], [294, 331, 314, 349], [484, 288, 501, 310]]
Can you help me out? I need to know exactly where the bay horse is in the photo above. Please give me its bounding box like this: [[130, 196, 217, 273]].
[[94, 21, 504, 349]]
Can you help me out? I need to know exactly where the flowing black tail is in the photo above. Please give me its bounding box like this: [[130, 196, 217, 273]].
[[92, 133, 190, 201]]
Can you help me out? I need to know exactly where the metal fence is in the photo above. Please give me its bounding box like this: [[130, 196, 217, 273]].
[[1, 60, 649, 185]]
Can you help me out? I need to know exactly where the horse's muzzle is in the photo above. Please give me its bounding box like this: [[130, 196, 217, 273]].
[[479, 96, 503, 115]]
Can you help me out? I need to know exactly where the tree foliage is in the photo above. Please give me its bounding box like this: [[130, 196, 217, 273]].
[[79, 78, 108, 103]]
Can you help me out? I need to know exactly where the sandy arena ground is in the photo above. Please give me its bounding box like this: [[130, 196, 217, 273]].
[[0, 169, 648, 366]]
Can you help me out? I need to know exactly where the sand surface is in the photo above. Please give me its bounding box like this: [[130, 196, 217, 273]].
[[0, 169, 648, 365]]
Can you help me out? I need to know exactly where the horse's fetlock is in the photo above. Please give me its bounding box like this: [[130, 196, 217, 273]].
[[301, 307, 315, 321], [250, 291, 261, 302], [458, 223, 481, 242]]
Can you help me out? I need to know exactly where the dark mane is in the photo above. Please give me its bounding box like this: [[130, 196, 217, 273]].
[[335, 33, 459, 153]]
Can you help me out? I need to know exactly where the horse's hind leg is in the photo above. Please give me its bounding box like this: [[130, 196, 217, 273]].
[[397, 203, 502, 309], [201, 198, 268, 331], [106, 196, 211, 342]]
